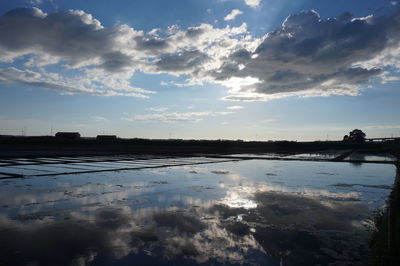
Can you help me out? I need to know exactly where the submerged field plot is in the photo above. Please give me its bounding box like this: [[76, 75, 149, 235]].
[[0, 154, 397, 265]]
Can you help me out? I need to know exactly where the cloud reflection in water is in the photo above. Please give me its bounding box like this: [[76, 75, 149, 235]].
[[0, 159, 394, 265]]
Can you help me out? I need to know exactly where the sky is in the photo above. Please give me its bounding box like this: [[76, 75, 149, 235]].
[[0, 0, 399, 141]]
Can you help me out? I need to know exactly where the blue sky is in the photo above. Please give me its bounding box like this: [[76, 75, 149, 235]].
[[0, 0, 399, 140]]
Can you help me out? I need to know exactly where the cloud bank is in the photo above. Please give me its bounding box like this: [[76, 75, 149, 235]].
[[0, 7, 399, 100]]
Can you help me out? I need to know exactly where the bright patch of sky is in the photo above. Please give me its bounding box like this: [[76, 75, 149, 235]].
[[0, 0, 399, 140]]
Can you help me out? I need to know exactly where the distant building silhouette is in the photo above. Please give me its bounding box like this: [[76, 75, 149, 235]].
[[55, 132, 81, 139], [96, 135, 117, 141]]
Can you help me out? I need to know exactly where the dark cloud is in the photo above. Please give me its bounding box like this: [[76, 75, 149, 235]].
[[185, 26, 206, 38], [155, 50, 209, 73], [99, 51, 134, 72], [134, 35, 170, 53], [153, 212, 205, 234], [0, 218, 111, 266], [0, 8, 118, 68]]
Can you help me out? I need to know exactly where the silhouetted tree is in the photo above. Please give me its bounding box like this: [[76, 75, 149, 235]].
[[344, 129, 366, 142]]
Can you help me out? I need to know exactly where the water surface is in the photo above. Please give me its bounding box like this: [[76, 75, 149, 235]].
[[0, 158, 395, 266]]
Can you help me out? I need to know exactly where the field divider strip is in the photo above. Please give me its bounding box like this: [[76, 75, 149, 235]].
[[204, 155, 396, 164]]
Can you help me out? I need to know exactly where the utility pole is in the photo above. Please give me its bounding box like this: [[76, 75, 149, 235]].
[[21, 126, 27, 136]]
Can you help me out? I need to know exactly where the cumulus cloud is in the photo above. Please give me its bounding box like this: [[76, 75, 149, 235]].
[[213, 9, 400, 101], [0, 8, 113, 67], [0, 8, 254, 97], [0, 7, 399, 101], [121, 111, 233, 123], [0, 8, 153, 97], [0, 7, 251, 67], [244, 0, 261, 8], [224, 9, 243, 21]]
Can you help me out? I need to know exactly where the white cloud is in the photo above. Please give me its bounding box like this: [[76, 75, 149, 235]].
[[379, 71, 400, 84], [257, 119, 275, 123], [145, 107, 168, 112], [364, 125, 400, 129], [224, 9, 243, 21], [91, 116, 108, 122], [0, 67, 153, 98], [27, 0, 43, 5], [226, 105, 244, 110], [121, 111, 233, 123], [244, 0, 260, 8]]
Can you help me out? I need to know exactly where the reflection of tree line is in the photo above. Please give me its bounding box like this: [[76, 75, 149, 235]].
[[346, 152, 395, 167], [0, 191, 371, 266], [348, 152, 367, 167]]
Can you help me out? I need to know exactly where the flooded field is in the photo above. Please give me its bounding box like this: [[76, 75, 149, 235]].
[[343, 152, 398, 162], [0, 156, 396, 266]]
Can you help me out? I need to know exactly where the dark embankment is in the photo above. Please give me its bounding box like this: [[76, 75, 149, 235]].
[[369, 162, 400, 266], [1, 135, 400, 158]]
